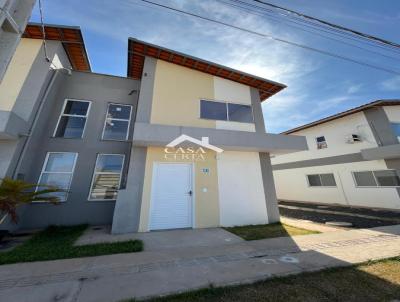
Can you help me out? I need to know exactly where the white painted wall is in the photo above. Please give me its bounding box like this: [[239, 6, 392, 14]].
[[272, 112, 378, 164], [217, 151, 268, 226], [213, 76, 256, 132], [274, 160, 400, 210], [384, 106, 400, 123]]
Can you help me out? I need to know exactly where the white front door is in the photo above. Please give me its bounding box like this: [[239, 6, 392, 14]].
[[149, 163, 193, 230]]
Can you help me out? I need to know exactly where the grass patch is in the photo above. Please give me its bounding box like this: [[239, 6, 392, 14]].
[[140, 256, 400, 302], [0, 224, 143, 265], [224, 222, 320, 240]]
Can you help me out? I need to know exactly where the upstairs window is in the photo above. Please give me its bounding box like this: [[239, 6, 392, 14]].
[[200, 100, 253, 123], [353, 170, 400, 187], [307, 173, 336, 187], [54, 99, 91, 138], [391, 123, 400, 142], [316, 136, 327, 149], [102, 104, 132, 141]]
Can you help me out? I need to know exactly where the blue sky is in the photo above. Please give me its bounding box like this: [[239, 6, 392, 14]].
[[30, 0, 400, 133]]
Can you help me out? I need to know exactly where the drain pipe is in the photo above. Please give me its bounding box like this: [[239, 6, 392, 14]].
[[11, 69, 60, 179]]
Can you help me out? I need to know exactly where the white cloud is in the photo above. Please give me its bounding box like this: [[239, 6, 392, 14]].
[[381, 76, 400, 91], [347, 84, 363, 94]]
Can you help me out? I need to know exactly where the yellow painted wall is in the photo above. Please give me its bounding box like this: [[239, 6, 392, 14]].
[[138, 147, 220, 232], [150, 60, 216, 128], [0, 39, 42, 112]]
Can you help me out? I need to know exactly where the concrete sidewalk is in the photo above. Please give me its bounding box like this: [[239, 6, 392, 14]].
[[0, 225, 400, 302]]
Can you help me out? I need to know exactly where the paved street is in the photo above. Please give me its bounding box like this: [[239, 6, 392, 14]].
[[0, 225, 399, 302]]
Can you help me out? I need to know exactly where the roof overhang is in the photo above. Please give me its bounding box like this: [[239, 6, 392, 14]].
[[23, 23, 91, 72], [283, 99, 400, 134], [127, 38, 286, 102]]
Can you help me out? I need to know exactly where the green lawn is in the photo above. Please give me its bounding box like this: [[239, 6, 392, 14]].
[[136, 257, 400, 302], [0, 224, 143, 265], [224, 222, 320, 240]]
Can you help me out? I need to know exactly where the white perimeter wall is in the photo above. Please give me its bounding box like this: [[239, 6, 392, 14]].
[[217, 151, 268, 226], [274, 159, 400, 210]]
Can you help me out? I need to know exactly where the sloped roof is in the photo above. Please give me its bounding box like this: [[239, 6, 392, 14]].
[[283, 99, 400, 134], [127, 38, 286, 102], [23, 23, 91, 71]]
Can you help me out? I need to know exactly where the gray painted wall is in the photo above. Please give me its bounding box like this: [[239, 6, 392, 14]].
[[111, 57, 156, 233], [16, 71, 140, 229], [364, 107, 398, 146]]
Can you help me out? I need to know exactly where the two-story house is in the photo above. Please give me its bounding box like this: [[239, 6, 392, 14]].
[[272, 100, 400, 210], [1, 23, 307, 233]]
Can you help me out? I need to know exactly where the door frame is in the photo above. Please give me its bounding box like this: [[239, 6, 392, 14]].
[[148, 162, 195, 231]]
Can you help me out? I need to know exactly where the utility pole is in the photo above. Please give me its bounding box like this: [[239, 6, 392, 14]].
[[0, 0, 36, 82]]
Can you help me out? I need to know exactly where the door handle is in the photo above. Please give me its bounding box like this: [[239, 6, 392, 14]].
[[188, 190, 193, 196]]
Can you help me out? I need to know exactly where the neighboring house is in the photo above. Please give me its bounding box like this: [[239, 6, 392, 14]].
[[0, 0, 36, 81], [272, 100, 400, 210], [1, 23, 307, 233]]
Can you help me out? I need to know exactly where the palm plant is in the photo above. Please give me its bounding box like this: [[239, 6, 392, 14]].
[[0, 178, 63, 224]]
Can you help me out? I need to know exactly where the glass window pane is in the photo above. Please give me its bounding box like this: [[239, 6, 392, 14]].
[[90, 174, 121, 200], [64, 101, 89, 116], [45, 153, 76, 172], [392, 123, 400, 141], [103, 119, 129, 140], [374, 170, 400, 187], [308, 175, 322, 186], [228, 104, 253, 123], [353, 171, 377, 187], [107, 104, 131, 120], [55, 116, 86, 138], [200, 100, 227, 121], [320, 173, 336, 186], [38, 173, 71, 201], [95, 154, 124, 173]]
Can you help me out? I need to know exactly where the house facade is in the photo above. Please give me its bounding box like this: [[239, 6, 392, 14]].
[[1, 23, 307, 233], [272, 100, 400, 210]]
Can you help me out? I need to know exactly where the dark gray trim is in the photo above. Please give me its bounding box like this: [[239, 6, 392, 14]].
[[364, 107, 398, 146], [132, 122, 307, 153], [273, 153, 365, 170], [135, 57, 157, 123], [361, 144, 400, 160], [250, 87, 266, 133], [259, 153, 280, 223], [111, 147, 147, 234], [0, 111, 28, 139]]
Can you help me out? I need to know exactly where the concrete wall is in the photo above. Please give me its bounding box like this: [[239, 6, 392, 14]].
[[16, 71, 140, 229]]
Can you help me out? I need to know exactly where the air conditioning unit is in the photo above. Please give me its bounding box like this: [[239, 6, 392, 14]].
[[346, 134, 361, 143]]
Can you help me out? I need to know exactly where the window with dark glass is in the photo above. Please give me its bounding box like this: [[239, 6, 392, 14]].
[[391, 123, 400, 141], [307, 173, 336, 187], [200, 100, 227, 121], [54, 100, 90, 138], [353, 170, 400, 187], [228, 103, 253, 123], [316, 136, 327, 149], [102, 104, 132, 140]]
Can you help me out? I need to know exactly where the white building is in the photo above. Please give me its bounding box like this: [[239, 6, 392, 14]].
[[272, 100, 400, 210]]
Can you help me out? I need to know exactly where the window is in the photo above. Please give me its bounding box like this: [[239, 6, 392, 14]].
[[228, 103, 253, 123], [307, 173, 336, 187], [316, 136, 327, 149], [102, 104, 132, 140], [37, 152, 78, 201], [89, 154, 125, 200], [200, 100, 227, 121], [54, 99, 91, 138], [200, 100, 254, 123], [391, 123, 400, 142], [353, 170, 400, 187]]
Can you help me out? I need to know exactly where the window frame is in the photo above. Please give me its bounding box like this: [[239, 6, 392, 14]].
[[391, 122, 400, 142], [101, 103, 133, 141], [88, 153, 125, 201], [352, 170, 400, 188], [53, 99, 92, 139], [306, 173, 337, 188], [315, 136, 327, 149], [199, 99, 254, 124], [36, 152, 78, 202]]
